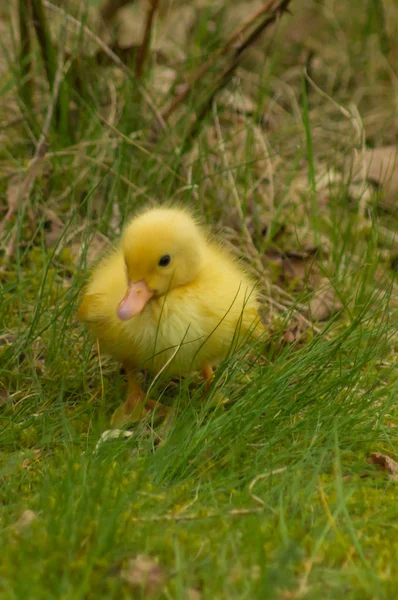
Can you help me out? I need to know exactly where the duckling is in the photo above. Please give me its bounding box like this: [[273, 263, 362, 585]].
[[77, 206, 263, 425]]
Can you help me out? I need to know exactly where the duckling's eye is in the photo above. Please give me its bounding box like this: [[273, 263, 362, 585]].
[[158, 254, 171, 267]]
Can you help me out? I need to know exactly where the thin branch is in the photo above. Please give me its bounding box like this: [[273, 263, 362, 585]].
[[180, 0, 293, 149], [135, 0, 160, 78], [18, 0, 33, 107], [31, 0, 57, 88], [161, 0, 292, 122]]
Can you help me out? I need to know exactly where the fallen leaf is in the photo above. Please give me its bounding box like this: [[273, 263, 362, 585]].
[[156, 5, 196, 61], [219, 88, 256, 114], [117, 4, 146, 49], [44, 209, 64, 248], [6, 173, 24, 212], [0, 387, 8, 407], [100, 0, 131, 24], [282, 324, 302, 344], [349, 146, 398, 212], [282, 254, 318, 284], [276, 314, 311, 347], [12, 510, 38, 534], [186, 588, 202, 600], [368, 452, 398, 480], [21, 449, 42, 469], [308, 280, 343, 322], [120, 555, 166, 596], [151, 65, 177, 97]]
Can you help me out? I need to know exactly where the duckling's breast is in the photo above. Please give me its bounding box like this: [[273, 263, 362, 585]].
[[116, 285, 260, 376], [120, 297, 211, 375]]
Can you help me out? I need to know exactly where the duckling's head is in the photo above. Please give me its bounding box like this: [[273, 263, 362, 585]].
[[117, 207, 206, 320]]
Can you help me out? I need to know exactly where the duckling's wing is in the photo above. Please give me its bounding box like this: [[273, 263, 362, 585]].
[[77, 293, 108, 323]]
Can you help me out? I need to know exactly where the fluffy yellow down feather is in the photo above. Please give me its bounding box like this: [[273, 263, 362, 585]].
[[78, 206, 263, 423]]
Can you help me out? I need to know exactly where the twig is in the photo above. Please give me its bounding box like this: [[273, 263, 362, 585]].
[[31, 0, 57, 88], [41, 1, 166, 131], [135, 0, 160, 78], [18, 0, 33, 107], [181, 0, 293, 149], [0, 108, 41, 130], [161, 0, 292, 122]]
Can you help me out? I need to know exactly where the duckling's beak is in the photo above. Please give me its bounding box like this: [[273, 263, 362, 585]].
[[117, 280, 153, 320]]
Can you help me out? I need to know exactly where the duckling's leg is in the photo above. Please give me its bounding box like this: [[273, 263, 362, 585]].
[[202, 363, 229, 408], [111, 365, 169, 427], [111, 365, 146, 427], [202, 364, 215, 390]]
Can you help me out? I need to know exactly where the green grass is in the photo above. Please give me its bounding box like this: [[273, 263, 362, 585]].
[[1, 1, 398, 598]]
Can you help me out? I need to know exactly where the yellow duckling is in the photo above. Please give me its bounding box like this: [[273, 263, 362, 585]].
[[77, 206, 263, 425]]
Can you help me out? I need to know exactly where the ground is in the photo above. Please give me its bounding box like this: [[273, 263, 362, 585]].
[[1, 0, 398, 598]]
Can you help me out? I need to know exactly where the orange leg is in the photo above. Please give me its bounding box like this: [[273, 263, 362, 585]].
[[202, 364, 215, 391], [202, 363, 229, 408], [111, 364, 169, 427], [111, 365, 146, 427]]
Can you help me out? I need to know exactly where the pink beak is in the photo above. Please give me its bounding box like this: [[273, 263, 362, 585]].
[[117, 280, 153, 320]]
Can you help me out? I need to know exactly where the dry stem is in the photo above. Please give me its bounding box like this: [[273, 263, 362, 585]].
[[135, 0, 160, 78], [18, 0, 33, 107], [161, 0, 292, 122]]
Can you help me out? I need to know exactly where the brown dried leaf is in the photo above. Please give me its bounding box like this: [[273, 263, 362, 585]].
[[117, 4, 146, 48], [368, 452, 398, 480], [151, 65, 177, 97], [282, 325, 301, 344], [44, 209, 64, 248], [6, 173, 24, 212], [350, 146, 398, 211], [279, 315, 310, 346], [156, 5, 196, 60], [0, 387, 8, 407], [120, 555, 166, 596], [0, 332, 16, 346], [22, 449, 42, 470], [308, 281, 343, 322], [186, 588, 202, 600], [12, 510, 38, 534], [100, 0, 133, 24], [282, 255, 318, 284], [219, 88, 256, 114], [282, 5, 323, 46]]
